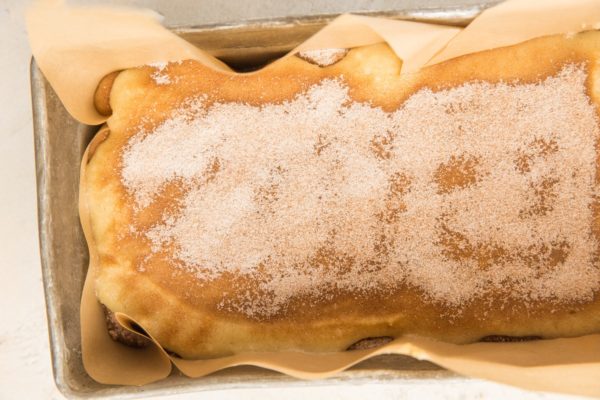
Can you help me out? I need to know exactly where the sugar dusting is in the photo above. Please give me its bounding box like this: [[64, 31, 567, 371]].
[[149, 61, 171, 85], [121, 65, 600, 318], [297, 48, 349, 67]]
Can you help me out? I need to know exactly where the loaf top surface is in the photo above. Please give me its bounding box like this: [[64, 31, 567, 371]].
[[85, 31, 600, 358]]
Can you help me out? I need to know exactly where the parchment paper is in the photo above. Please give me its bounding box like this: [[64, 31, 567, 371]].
[[28, 0, 600, 396], [427, 0, 600, 65]]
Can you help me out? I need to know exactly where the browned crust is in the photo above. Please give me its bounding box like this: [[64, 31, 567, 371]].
[[102, 305, 151, 348], [479, 335, 542, 343], [94, 71, 120, 116], [347, 337, 394, 350], [345, 335, 541, 351]]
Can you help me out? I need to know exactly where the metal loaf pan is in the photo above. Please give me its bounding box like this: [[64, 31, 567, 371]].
[[33, 4, 497, 398]]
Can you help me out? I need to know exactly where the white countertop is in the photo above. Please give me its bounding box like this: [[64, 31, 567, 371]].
[[0, 0, 588, 398]]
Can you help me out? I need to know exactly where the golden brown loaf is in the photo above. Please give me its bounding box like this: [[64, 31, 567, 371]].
[[85, 31, 600, 359]]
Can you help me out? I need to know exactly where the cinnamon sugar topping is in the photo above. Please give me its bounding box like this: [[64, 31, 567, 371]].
[[121, 65, 600, 317], [297, 48, 349, 67], [149, 61, 171, 85]]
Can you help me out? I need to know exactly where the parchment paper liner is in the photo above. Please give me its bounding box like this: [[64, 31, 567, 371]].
[[28, 0, 600, 395]]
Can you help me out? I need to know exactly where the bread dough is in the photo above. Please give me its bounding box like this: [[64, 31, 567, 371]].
[[85, 32, 600, 359]]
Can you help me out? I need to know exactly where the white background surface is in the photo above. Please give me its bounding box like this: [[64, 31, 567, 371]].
[[0, 0, 589, 398]]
